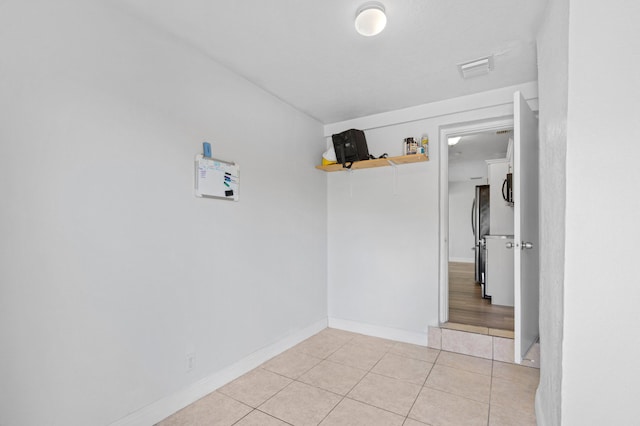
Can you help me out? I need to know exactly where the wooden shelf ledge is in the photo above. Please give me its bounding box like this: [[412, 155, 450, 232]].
[[315, 154, 428, 172]]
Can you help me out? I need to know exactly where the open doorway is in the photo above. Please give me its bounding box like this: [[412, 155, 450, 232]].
[[439, 119, 516, 331]]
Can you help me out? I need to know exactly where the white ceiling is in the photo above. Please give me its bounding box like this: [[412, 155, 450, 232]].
[[116, 0, 547, 124], [448, 130, 511, 182]]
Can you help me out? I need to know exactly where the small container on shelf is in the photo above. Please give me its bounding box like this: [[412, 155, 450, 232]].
[[404, 137, 419, 155], [421, 135, 429, 157]]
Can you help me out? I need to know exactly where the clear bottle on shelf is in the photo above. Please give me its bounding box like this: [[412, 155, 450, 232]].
[[421, 136, 429, 156]]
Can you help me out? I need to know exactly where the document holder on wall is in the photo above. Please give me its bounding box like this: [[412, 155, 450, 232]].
[[194, 154, 240, 201]]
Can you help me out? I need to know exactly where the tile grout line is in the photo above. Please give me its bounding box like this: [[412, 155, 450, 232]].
[[255, 408, 295, 426], [228, 408, 252, 426], [230, 408, 295, 426], [403, 347, 442, 424], [314, 337, 396, 425], [223, 331, 354, 425], [487, 358, 495, 426], [294, 332, 356, 424], [331, 341, 446, 423], [420, 349, 495, 412], [166, 329, 524, 425], [239, 332, 356, 425], [224, 332, 502, 424]]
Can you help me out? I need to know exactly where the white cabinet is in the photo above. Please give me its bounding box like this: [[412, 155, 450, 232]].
[[486, 159, 513, 235], [485, 235, 514, 307]]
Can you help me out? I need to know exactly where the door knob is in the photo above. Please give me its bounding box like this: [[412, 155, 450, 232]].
[[522, 242, 534, 249], [506, 242, 514, 249]]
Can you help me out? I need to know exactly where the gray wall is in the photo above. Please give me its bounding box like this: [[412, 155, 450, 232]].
[[0, 1, 327, 425], [449, 180, 478, 262], [535, 0, 569, 424], [562, 0, 640, 424], [537, 1, 640, 424]]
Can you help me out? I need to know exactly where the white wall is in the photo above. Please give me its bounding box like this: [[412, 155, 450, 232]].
[[448, 180, 479, 262], [561, 1, 640, 424], [0, 1, 327, 425], [325, 82, 537, 342], [535, 0, 569, 424]]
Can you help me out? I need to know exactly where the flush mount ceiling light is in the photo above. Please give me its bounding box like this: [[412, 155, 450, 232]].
[[458, 55, 494, 79], [448, 136, 462, 146], [355, 2, 387, 36]]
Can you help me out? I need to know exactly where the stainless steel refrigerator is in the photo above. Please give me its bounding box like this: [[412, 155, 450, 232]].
[[471, 185, 490, 290]]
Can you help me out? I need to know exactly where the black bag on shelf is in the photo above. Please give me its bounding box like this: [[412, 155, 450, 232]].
[[331, 129, 370, 168]]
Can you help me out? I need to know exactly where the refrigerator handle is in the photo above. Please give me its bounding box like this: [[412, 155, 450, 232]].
[[471, 198, 476, 237]]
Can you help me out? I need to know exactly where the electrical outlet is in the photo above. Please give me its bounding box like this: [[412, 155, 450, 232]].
[[186, 352, 196, 372]]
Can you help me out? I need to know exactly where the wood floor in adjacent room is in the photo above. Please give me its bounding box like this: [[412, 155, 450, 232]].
[[449, 262, 514, 331]]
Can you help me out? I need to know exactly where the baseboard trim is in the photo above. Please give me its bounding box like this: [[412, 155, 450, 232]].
[[110, 318, 328, 426], [328, 318, 428, 346]]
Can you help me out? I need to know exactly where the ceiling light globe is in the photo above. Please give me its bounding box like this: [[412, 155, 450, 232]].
[[355, 3, 387, 36]]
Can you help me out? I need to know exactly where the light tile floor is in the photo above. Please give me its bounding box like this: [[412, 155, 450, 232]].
[[158, 328, 538, 426]]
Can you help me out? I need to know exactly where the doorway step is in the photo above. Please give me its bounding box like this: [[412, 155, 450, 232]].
[[428, 322, 539, 368]]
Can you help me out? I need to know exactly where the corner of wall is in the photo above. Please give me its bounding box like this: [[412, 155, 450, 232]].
[[328, 318, 428, 346]]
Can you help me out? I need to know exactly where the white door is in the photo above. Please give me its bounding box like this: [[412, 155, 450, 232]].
[[513, 91, 540, 363]]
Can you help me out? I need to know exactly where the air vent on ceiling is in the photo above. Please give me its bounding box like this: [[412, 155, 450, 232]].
[[458, 55, 494, 79], [496, 129, 513, 135]]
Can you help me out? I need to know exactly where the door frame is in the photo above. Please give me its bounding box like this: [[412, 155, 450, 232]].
[[438, 117, 515, 324]]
